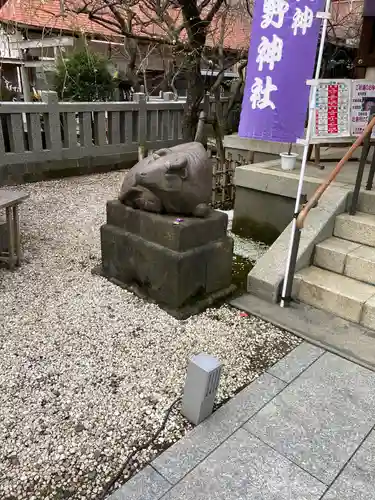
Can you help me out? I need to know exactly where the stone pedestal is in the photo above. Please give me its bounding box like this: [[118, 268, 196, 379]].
[[99, 201, 234, 318]]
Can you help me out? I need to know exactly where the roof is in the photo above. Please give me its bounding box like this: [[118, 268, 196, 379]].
[[0, 0, 251, 51]]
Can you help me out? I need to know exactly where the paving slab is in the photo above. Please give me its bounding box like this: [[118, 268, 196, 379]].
[[246, 353, 375, 485], [152, 373, 285, 484], [323, 429, 375, 500], [267, 342, 324, 383], [161, 429, 326, 500], [108, 466, 171, 500]]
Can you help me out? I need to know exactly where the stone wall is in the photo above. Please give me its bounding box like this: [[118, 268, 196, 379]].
[[232, 186, 295, 245], [0, 153, 138, 186]]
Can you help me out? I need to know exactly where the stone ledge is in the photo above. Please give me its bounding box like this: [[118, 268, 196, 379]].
[[223, 135, 305, 155], [234, 162, 323, 199]]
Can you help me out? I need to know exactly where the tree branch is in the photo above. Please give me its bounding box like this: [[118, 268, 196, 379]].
[[205, 0, 226, 24]]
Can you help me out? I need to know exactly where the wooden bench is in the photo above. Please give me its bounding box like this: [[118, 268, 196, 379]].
[[0, 189, 29, 270]]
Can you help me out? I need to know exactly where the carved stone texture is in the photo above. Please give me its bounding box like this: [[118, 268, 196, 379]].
[[118, 142, 212, 217]]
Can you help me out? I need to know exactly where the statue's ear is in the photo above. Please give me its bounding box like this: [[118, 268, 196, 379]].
[[153, 148, 172, 159], [166, 157, 187, 170], [166, 157, 188, 178]]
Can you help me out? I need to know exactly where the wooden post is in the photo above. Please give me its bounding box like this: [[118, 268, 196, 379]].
[[41, 91, 62, 157], [20, 65, 31, 102], [133, 92, 147, 159], [13, 205, 21, 266], [6, 207, 15, 270]]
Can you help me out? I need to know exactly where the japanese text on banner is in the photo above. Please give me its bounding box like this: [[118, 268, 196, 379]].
[[239, 0, 323, 143]]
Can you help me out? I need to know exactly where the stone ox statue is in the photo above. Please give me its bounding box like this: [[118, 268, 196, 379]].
[[119, 142, 211, 217]]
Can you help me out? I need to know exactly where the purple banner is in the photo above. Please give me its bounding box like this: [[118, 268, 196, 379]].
[[364, 0, 375, 17], [239, 0, 324, 143]]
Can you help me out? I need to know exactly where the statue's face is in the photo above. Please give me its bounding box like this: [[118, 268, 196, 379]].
[[136, 152, 188, 193]]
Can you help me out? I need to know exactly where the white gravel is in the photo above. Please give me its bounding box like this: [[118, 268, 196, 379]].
[[0, 172, 300, 500], [218, 209, 269, 261]]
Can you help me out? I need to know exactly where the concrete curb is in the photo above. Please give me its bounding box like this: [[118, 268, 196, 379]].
[[230, 293, 375, 373]]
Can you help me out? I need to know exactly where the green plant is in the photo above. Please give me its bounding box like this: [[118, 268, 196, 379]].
[[0, 82, 17, 101], [54, 49, 115, 101]]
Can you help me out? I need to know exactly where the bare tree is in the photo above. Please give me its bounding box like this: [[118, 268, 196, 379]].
[[327, 0, 363, 45], [69, 0, 251, 140]]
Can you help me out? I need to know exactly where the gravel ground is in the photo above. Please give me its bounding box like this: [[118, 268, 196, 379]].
[[0, 172, 300, 500], [218, 209, 269, 261]]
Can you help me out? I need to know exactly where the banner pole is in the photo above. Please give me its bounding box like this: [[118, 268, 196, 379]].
[[280, 0, 332, 308]]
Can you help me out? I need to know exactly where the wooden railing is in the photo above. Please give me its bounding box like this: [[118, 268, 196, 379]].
[[0, 91, 229, 167]]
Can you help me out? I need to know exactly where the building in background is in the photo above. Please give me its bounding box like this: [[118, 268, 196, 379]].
[[321, 0, 363, 80], [356, 0, 375, 78], [0, 0, 250, 100]]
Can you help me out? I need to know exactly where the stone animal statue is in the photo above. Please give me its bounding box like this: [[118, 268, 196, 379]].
[[118, 142, 211, 217]]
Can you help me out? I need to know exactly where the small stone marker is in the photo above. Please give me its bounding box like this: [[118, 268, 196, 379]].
[[181, 353, 222, 425]]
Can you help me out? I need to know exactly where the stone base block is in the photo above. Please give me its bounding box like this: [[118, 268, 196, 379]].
[[106, 200, 228, 251], [99, 202, 235, 318]]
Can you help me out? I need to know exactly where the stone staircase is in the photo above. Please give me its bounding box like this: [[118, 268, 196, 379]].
[[295, 194, 375, 329]]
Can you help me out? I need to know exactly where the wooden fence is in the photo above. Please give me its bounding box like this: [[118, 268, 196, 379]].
[[0, 91, 229, 167]]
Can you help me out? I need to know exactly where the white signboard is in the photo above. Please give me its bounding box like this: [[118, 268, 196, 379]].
[[351, 80, 375, 138], [313, 79, 351, 139]]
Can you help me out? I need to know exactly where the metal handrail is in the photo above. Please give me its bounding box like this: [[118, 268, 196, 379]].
[[281, 114, 375, 308], [296, 115, 375, 229]]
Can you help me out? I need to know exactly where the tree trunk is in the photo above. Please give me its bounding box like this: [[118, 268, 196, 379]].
[[178, 0, 207, 142], [183, 57, 205, 141]]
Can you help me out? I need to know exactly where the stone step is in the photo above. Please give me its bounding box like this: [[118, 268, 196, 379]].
[[314, 237, 375, 285], [357, 190, 375, 215], [295, 266, 375, 327], [334, 212, 375, 247]]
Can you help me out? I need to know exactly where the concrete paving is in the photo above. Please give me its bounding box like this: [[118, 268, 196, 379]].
[[109, 342, 375, 500]]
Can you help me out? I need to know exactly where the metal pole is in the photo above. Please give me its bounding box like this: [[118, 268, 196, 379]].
[[280, 0, 332, 308]]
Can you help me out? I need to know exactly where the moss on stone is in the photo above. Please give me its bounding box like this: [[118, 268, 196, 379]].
[[232, 254, 253, 292], [232, 216, 280, 246]]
